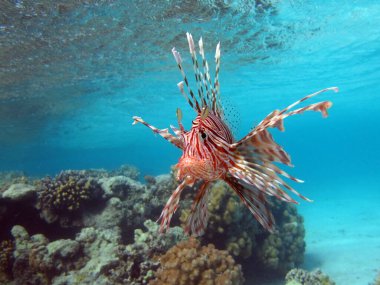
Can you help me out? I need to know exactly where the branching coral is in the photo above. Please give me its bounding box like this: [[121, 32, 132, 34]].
[[39, 170, 102, 213], [37, 170, 103, 225], [150, 237, 244, 285], [285, 268, 335, 285]]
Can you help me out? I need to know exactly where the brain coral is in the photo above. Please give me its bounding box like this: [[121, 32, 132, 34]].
[[150, 237, 244, 285]]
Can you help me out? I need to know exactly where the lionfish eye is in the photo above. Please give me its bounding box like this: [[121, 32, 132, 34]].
[[200, 131, 207, 139]]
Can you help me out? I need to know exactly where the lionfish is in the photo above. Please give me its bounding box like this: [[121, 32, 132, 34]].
[[132, 33, 338, 236]]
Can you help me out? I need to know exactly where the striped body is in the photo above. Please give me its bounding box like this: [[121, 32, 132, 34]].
[[177, 113, 233, 181], [132, 33, 338, 236]]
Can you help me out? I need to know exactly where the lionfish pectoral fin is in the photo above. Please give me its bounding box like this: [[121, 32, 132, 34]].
[[157, 176, 193, 233], [131, 116, 184, 149], [231, 87, 339, 149], [185, 182, 210, 236], [225, 175, 275, 233]]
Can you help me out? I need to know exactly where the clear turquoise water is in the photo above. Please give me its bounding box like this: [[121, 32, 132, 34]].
[[1, 1, 380, 283]]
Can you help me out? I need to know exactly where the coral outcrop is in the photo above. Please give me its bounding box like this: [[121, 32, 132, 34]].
[[104, 219, 185, 285], [371, 272, 380, 285], [150, 237, 244, 285], [2, 183, 37, 201], [256, 197, 305, 274], [11, 225, 84, 285], [0, 239, 14, 283], [179, 180, 305, 275], [0, 165, 309, 284], [37, 170, 104, 226], [285, 268, 335, 285], [180, 181, 258, 260]]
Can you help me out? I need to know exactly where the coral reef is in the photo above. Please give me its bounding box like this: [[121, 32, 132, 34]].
[[0, 164, 309, 284], [180, 181, 258, 260], [2, 183, 37, 201], [285, 268, 335, 285], [109, 164, 140, 180], [11, 225, 84, 285], [150, 237, 244, 285], [179, 180, 305, 275], [371, 271, 380, 285], [255, 197, 305, 274], [98, 174, 155, 240], [104, 219, 185, 285], [0, 171, 29, 193], [37, 170, 104, 226], [0, 239, 14, 282]]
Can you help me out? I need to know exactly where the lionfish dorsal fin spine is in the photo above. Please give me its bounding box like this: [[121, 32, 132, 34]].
[[172, 47, 201, 113], [177, 81, 194, 110], [198, 37, 212, 109], [214, 41, 222, 115], [186, 32, 207, 108], [173, 33, 224, 117]]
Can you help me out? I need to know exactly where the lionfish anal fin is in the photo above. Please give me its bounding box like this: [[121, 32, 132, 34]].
[[185, 181, 211, 236], [225, 175, 275, 233]]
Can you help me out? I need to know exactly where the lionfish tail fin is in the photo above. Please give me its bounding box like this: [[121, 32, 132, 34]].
[[185, 182, 210, 236], [225, 175, 275, 233], [157, 178, 191, 233]]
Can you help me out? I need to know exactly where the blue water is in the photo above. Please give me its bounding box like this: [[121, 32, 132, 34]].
[[1, 1, 380, 284]]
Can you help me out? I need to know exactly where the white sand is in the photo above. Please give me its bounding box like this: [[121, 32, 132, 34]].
[[299, 180, 380, 285]]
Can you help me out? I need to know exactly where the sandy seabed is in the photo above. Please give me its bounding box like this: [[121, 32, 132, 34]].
[[299, 180, 380, 285]]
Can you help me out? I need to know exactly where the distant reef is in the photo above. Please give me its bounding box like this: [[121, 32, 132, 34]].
[[0, 165, 334, 285]]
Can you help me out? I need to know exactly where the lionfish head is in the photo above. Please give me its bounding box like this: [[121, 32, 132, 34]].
[[176, 107, 233, 181]]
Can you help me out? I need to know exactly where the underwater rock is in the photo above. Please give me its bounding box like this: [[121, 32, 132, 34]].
[[371, 271, 380, 285], [132, 219, 185, 256], [99, 175, 144, 199], [52, 227, 121, 285], [150, 237, 244, 285], [0, 239, 14, 283], [83, 197, 125, 229], [109, 164, 140, 180], [285, 268, 335, 285], [103, 219, 185, 285], [2, 183, 36, 201], [11, 225, 84, 285], [0, 171, 29, 192]]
